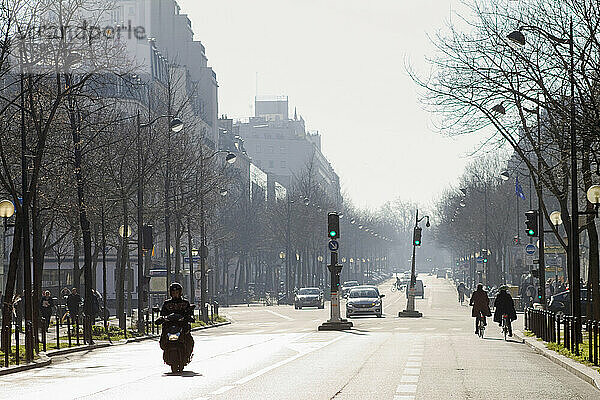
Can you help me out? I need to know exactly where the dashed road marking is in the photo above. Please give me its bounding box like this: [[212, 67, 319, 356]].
[[234, 335, 344, 385], [403, 368, 421, 375], [424, 327, 436, 331], [394, 396, 415, 400], [396, 384, 417, 393], [406, 361, 421, 367], [264, 309, 294, 321], [400, 375, 419, 383], [395, 327, 409, 330]]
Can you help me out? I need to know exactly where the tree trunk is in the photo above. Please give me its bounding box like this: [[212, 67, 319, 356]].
[[72, 230, 81, 291], [32, 195, 43, 350], [1, 224, 22, 356]]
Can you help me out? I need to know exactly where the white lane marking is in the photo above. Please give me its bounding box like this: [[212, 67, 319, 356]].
[[394, 396, 415, 400], [210, 386, 234, 395], [312, 319, 321, 322], [451, 327, 462, 331], [370, 327, 383, 330], [403, 368, 421, 375], [395, 327, 409, 330], [264, 309, 294, 321], [424, 327, 436, 331], [400, 375, 419, 383], [406, 361, 421, 367], [396, 384, 417, 393], [407, 357, 422, 362], [233, 335, 344, 385]]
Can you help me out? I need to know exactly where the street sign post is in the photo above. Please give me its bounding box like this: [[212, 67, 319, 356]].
[[328, 240, 339, 252]]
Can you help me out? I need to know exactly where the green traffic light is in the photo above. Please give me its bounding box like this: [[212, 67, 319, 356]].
[[483, 258, 488, 263], [528, 229, 535, 236], [414, 240, 420, 245], [329, 230, 337, 237]]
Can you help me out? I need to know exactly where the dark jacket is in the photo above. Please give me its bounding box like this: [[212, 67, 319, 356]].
[[67, 293, 82, 313], [470, 289, 491, 317], [493, 291, 517, 322], [161, 297, 192, 317], [40, 296, 54, 315]]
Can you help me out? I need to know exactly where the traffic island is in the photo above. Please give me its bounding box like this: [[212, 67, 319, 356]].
[[398, 310, 423, 318], [318, 320, 353, 331]]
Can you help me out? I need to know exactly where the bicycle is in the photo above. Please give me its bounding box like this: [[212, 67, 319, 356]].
[[501, 314, 509, 341], [477, 312, 486, 338], [391, 282, 399, 292]]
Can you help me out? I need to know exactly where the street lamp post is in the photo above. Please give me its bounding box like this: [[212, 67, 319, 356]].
[[135, 113, 183, 333], [399, 209, 430, 318], [508, 20, 580, 352], [197, 150, 236, 323]]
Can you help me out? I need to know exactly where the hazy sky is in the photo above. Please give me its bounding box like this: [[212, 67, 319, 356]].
[[178, 0, 481, 210]]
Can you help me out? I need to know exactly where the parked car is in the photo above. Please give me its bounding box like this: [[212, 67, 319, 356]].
[[406, 279, 425, 299], [294, 287, 324, 309], [548, 289, 589, 317], [341, 281, 360, 298], [346, 286, 384, 318]]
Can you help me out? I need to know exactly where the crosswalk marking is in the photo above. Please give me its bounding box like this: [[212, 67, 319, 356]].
[[403, 368, 421, 375], [396, 384, 417, 393]]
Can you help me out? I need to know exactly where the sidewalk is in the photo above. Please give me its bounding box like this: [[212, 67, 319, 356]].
[[0, 319, 231, 376], [514, 329, 600, 391]]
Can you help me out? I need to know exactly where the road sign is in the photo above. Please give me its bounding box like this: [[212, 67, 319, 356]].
[[328, 240, 339, 252], [184, 257, 202, 263], [526, 254, 534, 265], [525, 244, 536, 255], [476, 257, 484, 264], [180, 245, 187, 255]]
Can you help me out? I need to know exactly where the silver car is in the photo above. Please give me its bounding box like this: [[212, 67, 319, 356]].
[[346, 286, 384, 318]]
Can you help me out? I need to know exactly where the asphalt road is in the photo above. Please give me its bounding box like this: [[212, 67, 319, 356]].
[[2, 275, 599, 400]]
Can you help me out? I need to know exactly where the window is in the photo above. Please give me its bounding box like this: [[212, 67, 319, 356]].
[[269, 161, 274, 168], [280, 160, 286, 169]]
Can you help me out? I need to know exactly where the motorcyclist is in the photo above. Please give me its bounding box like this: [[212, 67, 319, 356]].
[[493, 285, 517, 337], [457, 282, 466, 304], [160, 283, 194, 362], [470, 283, 491, 335]]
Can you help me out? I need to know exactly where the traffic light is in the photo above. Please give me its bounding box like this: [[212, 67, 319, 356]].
[[142, 225, 153, 251], [413, 227, 422, 246], [537, 287, 543, 301], [525, 210, 539, 237], [328, 212, 340, 239], [512, 236, 520, 246]]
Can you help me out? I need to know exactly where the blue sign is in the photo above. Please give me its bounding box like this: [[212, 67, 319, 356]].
[[328, 240, 339, 252], [525, 244, 536, 255], [476, 257, 484, 264], [184, 257, 202, 263]]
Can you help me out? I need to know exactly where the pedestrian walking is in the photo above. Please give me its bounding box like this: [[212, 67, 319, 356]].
[[12, 293, 23, 331], [40, 290, 54, 332], [67, 288, 82, 325]]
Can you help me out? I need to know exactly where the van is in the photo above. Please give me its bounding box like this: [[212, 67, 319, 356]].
[[406, 279, 425, 299]]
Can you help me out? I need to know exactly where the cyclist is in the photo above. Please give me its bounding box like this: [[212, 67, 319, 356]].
[[493, 286, 517, 337], [395, 276, 402, 291], [457, 282, 466, 304], [470, 284, 491, 335]]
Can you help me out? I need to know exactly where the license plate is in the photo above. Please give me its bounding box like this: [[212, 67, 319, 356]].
[[168, 333, 181, 341]]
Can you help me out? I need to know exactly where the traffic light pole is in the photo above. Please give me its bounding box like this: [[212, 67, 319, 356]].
[[319, 212, 352, 331], [399, 209, 426, 318]]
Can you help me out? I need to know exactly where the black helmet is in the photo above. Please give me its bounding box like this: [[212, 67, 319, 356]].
[[169, 282, 183, 294]]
